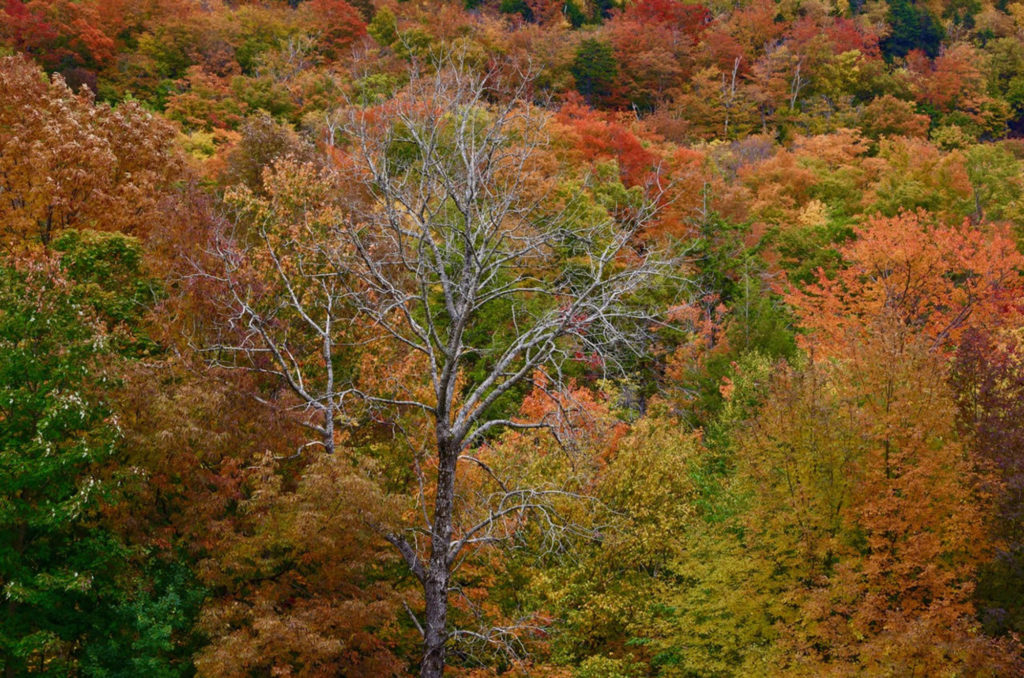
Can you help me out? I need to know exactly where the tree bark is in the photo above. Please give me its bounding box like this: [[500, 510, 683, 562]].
[[421, 435, 457, 678]]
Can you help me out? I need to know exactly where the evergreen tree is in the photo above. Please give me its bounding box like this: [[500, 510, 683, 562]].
[[572, 39, 619, 104], [881, 0, 944, 59]]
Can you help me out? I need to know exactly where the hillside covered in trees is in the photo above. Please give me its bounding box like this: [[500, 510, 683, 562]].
[[3, 0, 1024, 675]]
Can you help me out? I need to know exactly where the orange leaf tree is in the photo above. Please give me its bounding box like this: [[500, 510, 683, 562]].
[[738, 328, 1021, 674], [787, 210, 1024, 356], [0, 56, 183, 250]]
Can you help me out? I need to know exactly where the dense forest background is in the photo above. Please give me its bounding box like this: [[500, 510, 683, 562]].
[[3, 0, 1024, 674]]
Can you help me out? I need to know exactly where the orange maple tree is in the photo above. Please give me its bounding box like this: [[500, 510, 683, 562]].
[[787, 210, 1024, 355], [0, 56, 183, 250]]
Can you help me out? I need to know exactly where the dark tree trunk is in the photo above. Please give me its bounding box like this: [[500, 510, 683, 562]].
[[421, 435, 457, 678]]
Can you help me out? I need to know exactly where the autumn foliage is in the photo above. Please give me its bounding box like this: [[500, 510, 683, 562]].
[[788, 211, 1024, 355], [5, 0, 1024, 675]]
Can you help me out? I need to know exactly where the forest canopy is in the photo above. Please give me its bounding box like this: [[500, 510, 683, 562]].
[[3, 0, 1024, 675]]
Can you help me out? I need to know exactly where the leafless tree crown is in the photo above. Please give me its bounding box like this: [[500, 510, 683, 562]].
[[197, 54, 675, 675]]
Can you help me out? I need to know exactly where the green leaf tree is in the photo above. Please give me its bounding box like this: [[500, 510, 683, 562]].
[[0, 231, 192, 677]]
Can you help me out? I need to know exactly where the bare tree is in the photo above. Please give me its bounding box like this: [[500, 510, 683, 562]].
[[198, 56, 674, 677]]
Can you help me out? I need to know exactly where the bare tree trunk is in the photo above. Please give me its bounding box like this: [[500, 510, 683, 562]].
[[323, 408, 335, 455], [422, 435, 457, 678], [789, 58, 803, 110], [723, 56, 740, 139]]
